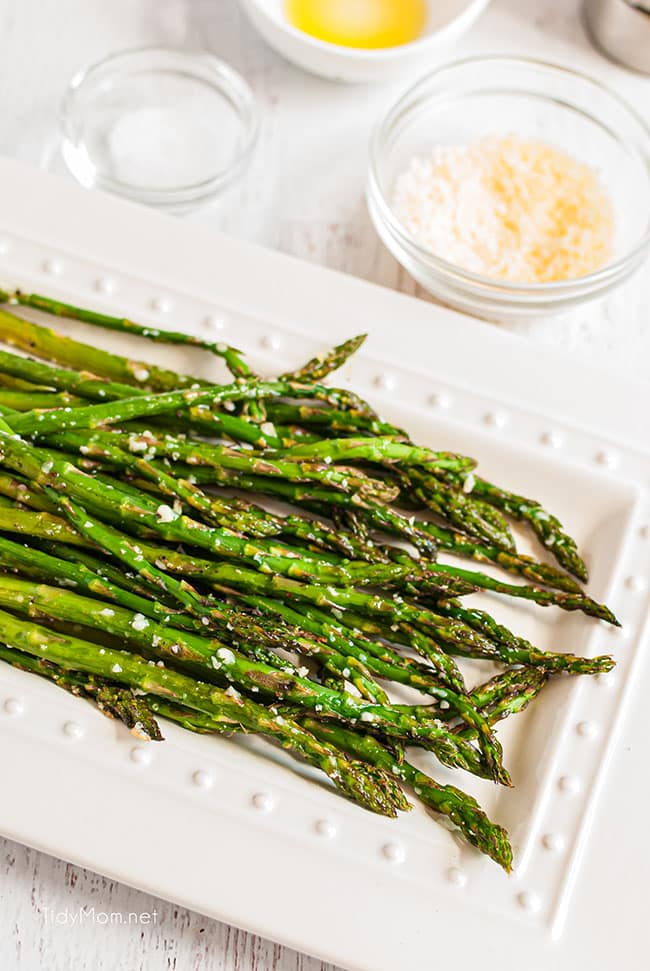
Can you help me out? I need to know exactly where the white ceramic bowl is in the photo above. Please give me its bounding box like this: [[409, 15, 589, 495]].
[[238, 0, 491, 82]]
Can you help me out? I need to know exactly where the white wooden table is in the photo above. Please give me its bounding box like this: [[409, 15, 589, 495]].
[[1, 1, 648, 968]]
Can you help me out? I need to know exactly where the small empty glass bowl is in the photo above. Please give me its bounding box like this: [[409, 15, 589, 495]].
[[367, 56, 650, 320], [61, 48, 259, 213]]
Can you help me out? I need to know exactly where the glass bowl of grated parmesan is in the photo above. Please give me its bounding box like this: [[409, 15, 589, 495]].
[[367, 56, 650, 320]]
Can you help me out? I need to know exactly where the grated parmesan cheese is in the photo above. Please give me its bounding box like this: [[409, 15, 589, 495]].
[[156, 503, 177, 523], [393, 136, 615, 283]]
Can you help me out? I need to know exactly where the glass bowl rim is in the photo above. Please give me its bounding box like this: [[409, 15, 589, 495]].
[[60, 46, 260, 205], [368, 54, 650, 296]]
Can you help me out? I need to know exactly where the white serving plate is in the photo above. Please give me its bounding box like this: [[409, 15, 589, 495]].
[[0, 157, 648, 971]]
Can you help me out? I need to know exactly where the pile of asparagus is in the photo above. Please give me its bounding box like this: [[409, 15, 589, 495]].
[[0, 288, 618, 871]]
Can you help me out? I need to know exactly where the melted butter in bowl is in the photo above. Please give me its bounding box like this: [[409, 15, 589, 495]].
[[285, 0, 427, 49]]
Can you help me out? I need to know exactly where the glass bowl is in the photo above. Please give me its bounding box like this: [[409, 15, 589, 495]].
[[367, 56, 650, 320], [61, 48, 259, 213]]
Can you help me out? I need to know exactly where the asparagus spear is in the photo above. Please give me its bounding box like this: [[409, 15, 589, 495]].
[[280, 334, 367, 382], [0, 501, 87, 545], [42, 426, 398, 513], [0, 389, 85, 411], [5, 379, 380, 452], [404, 468, 516, 552], [0, 347, 153, 400], [414, 518, 584, 593], [0, 637, 517, 868], [0, 307, 203, 392], [277, 437, 475, 472], [441, 472, 589, 582], [150, 467, 588, 612], [0, 643, 165, 739], [0, 496, 613, 679], [0, 577, 500, 780], [0, 310, 374, 416], [264, 402, 409, 440], [0, 289, 254, 379], [0, 494, 614, 677], [2, 292, 373, 388], [0, 622, 407, 816], [0, 348, 287, 447], [301, 717, 513, 871], [464, 667, 548, 714], [0, 371, 46, 392], [456, 676, 549, 739], [418, 563, 618, 625], [0, 432, 411, 586]]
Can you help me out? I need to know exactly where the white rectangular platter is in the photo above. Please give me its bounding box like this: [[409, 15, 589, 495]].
[[0, 157, 648, 971]]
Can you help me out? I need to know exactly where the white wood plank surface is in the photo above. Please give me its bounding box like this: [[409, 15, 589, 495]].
[[0, 1, 648, 968]]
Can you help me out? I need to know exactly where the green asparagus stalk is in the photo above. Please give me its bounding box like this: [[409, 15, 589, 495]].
[[0, 348, 284, 447], [0, 643, 165, 739], [42, 426, 400, 531], [455, 676, 549, 738], [442, 472, 589, 582], [418, 563, 618, 625], [0, 496, 614, 677], [0, 307, 203, 391], [277, 437, 475, 472], [280, 334, 367, 382], [301, 717, 512, 871], [414, 517, 584, 593], [0, 309, 375, 416], [31, 428, 397, 504], [0, 389, 85, 411], [0, 289, 254, 379], [264, 403, 409, 440], [0, 432, 411, 586], [466, 667, 548, 713], [0, 623, 407, 816], [0, 347, 154, 400], [0, 637, 515, 868], [403, 468, 516, 552], [219, 589, 509, 773], [0, 577, 499, 780], [0, 371, 47, 392]]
